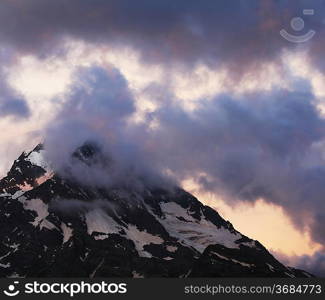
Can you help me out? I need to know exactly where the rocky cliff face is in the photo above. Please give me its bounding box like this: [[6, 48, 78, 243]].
[[0, 144, 313, 278]]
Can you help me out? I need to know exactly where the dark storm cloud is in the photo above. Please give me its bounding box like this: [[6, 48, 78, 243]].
[[1, 0, 325, 75]]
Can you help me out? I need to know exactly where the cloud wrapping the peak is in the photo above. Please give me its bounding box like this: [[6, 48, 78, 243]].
[[45, 66, 135, 162], [44, 66, 172, 191], [45, 65, 325, 258]]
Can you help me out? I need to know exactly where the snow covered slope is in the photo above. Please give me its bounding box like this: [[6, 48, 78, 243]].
[[0, 144, 313, 277]]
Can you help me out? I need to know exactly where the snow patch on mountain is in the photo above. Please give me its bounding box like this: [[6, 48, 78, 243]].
[[132, 271, 144, 278], [240, 240, 256, 248], [26, 150, 51, 172], [159, 202, 240, 252], [0, 192, 11, 197], [210, 251, 230, 261], [124, 225, 164, 258], [0, 143, 314, 278], [210, 251, 254, 268], [166, 245, 178, 252], [266, 263, 275, 272], [161, 202, 196, 222], [231, 259, 255, 268], [12, 190, 25, 199], [0, 262, 10, 268], [61, 223, 73, 243], [85, 208, 165, 257], [85, 209, 120, 235], [19, 198, 56, 229]]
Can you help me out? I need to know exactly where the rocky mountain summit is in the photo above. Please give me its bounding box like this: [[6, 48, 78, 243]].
[[0, 144, 313, 277]]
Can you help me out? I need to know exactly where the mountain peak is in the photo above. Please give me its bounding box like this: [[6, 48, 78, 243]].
[[72, 141, 102, 162], [0, 144, 314, 278]]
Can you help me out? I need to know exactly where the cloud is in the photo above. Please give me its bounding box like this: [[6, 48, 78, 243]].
[[295, 252, 325, 277], [44, 64, 325, 257], [0, 97, 30, 118], [44, 66, 172, 191], [1, 0, 325, 276], [146, 82, 325, 248], [1, 0, 324, 77], [0, 72, 30, 118], [44, 65, 135, 164], [274, 250, 325, 277]]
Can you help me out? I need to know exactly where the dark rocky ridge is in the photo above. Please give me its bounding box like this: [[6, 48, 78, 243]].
[[0, 144, 313, 277]]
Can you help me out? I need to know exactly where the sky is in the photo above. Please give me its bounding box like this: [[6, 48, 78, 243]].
[[0, 0, 325, 276]]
